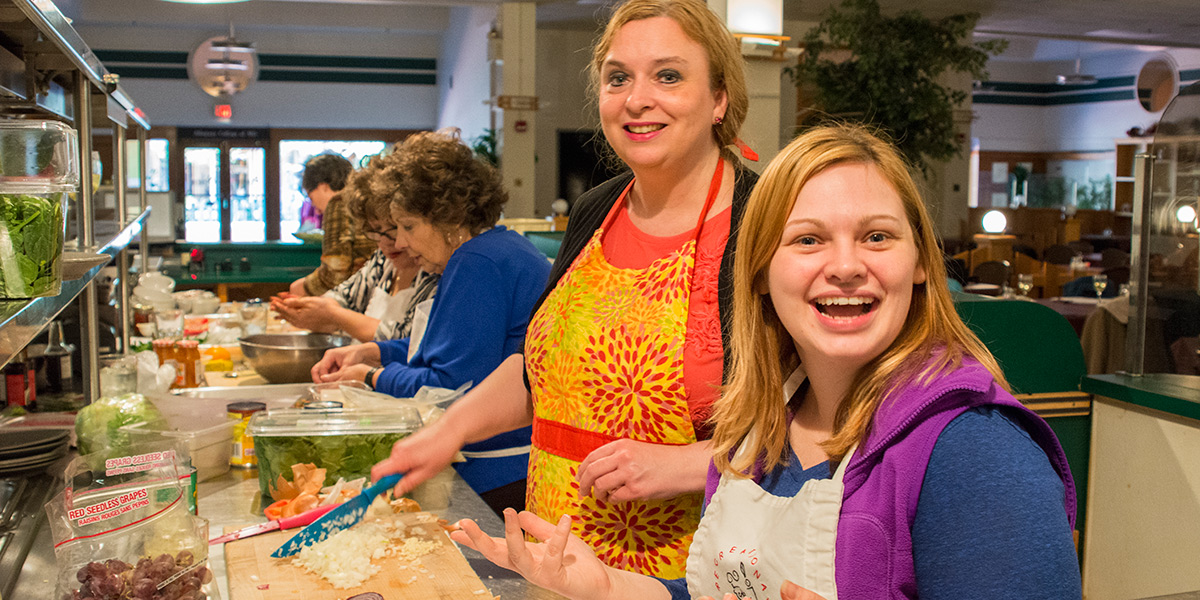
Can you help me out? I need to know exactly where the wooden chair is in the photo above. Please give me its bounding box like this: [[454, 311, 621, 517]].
[[972, 260, 1011, 287], [1044, 244, 1078, 265]]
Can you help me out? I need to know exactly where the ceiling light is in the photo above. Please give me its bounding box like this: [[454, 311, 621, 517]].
[[160, 0, 251, 4], [210, 39, 256, 53], [206, 58, 248, 71]]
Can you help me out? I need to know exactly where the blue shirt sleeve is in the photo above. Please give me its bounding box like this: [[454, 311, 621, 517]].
[[376, 338, 410, 366], [912, 407, 1081, 600]]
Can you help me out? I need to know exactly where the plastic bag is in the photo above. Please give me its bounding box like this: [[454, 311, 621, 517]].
[[136, 350, 176, 396], [45, 442, 218, 600], [75, 393, 166, 455], [339, 381, 470, 424]]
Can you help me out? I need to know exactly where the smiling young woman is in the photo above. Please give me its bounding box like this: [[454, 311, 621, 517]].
[[447, 124, 1081, 600]]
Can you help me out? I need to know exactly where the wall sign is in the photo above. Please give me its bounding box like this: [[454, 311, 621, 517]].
[[178, 127, 269, 141]]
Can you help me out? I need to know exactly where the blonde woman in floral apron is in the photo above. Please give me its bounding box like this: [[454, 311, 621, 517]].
[[450, 126, 1082, 600], [371, 0, 757, 578]]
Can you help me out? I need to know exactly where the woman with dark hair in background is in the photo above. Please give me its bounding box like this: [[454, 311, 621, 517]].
[[288, 152, 377, 296], [272, 154, 439, 342]]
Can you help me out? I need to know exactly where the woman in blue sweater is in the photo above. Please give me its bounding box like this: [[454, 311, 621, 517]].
[[312, 129, 551, 514]]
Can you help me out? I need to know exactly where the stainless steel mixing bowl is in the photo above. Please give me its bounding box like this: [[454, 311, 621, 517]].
[[238, 332, 354, 384]]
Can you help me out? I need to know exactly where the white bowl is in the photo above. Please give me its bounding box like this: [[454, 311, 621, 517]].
[[191, 295, 221, 315], [138, 272, 176, 293], [133, 286, 174, 304]]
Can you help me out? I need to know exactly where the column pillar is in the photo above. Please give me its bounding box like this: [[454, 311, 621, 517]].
[[497, 2, 537, 217]]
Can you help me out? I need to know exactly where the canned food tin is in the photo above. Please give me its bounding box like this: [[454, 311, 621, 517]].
[[228, 401, 266, 467]]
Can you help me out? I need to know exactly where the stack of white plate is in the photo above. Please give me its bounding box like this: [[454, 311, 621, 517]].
[[0, 430, 70, 475]]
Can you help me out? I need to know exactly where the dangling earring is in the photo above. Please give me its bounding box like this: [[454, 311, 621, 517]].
[[713, 115, 724, 125]]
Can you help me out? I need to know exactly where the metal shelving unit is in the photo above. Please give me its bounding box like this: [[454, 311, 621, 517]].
[[0, 0, 151, 401]]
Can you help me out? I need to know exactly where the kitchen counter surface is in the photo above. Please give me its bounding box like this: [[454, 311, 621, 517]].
[[11, 465, 563, 599], [199, 467, 564, 600]]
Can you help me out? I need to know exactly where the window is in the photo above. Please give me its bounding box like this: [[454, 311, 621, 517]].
[[124, 138, 170, 191], [278, 140, 387, 242]]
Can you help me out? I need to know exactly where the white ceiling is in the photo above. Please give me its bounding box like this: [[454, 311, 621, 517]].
[[120, 0, 1200, 61], [288, 0, 1200, 60]]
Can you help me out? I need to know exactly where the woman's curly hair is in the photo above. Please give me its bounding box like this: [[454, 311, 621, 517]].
[[345, 152, 392, 229], [370, 128, 507, 234]]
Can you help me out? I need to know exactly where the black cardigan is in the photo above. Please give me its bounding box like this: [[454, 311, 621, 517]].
[[523, 166, 759, 388]]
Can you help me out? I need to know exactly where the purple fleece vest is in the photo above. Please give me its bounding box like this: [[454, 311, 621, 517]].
[[704, 358, 1076, 600]]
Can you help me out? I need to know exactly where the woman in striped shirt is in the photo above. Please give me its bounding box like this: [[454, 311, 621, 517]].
[[272, 156, 439, 342]]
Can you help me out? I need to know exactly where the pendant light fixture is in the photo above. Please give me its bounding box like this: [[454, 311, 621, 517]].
[[188, 22, 258, 98]]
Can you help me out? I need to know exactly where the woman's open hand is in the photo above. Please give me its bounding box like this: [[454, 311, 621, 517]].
[[310, 342, 380, 382], [451, 510, 615, 600], [577, 439, 710, 503]]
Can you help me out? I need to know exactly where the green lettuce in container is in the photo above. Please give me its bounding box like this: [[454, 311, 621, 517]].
[[248, 407, 422, 507], [0, 190, 66, 298]]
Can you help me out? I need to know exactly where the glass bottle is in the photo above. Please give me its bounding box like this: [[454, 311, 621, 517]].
[[42, 322, 75, 394]]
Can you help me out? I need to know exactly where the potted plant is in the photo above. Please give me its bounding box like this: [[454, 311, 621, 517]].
[[787, 0, 1006, 175]]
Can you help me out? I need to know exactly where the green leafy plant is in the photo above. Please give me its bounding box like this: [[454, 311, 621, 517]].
[[786, 0, 1007, 175], [471, 128, 499, 166], [1077, 176, 1113, 210], [0, 192, 64, 298]]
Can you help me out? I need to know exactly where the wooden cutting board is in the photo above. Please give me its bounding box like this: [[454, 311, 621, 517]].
[[224, 511, 495, 599]]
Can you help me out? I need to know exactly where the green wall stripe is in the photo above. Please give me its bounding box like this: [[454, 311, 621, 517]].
[[258, 70, 435, 85], [95, 49, 190, 64], [973, 89, 1135, 106], [258, 54, 435, 71], [108, 66, 189, 80]]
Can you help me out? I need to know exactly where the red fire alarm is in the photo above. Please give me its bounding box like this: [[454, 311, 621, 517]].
[[514, 120, 528, 133], [214, 104, 233, 121]]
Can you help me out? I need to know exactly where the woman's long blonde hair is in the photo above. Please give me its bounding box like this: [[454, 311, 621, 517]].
[[711, 124, 1008, 476]]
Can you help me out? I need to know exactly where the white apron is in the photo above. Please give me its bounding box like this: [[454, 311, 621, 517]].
[[406, 297, 434, 362], [686, 366, 853, 600], [363, 285, 416, 322]]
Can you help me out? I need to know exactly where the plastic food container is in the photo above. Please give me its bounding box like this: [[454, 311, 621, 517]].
[[0, 187, 69, 298], [0, 121, 79, 299], [247, 406, 422, 505], [120, 415, 235, 482], [0, 120, 79, 185]]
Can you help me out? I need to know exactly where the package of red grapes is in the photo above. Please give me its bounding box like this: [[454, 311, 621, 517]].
[[44, 441, 220, 600]]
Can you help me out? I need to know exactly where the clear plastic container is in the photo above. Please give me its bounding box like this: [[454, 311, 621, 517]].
[[120, 416, 235, 482], [0, 187, 68, 298], [247, 406, 422, 505], [0, 120, 80, 186]]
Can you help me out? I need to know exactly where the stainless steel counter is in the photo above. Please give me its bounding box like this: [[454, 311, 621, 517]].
[[198, 467, 564, 600]]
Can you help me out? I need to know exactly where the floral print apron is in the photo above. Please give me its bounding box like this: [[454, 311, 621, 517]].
[[524, 159, 724, 578]]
